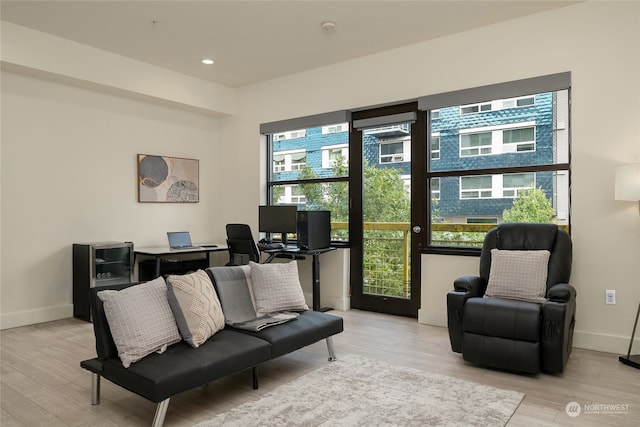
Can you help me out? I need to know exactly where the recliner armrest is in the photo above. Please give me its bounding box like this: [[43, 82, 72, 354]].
[[546, 283, 576, 303], [453, 275, 487, 297]]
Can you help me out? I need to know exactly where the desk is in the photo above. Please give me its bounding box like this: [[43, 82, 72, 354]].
[[264, 246, 336, 311], [135, 245, 227, 279]]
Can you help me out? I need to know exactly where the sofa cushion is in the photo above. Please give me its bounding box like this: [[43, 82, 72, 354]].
[[485, 249, 550, 303], [206, 266, 299, 331], [249, 261, 308, 315], [97, 277, 181, 368], [101, 329, 272, 402], [166, 270, 225, 348], [233, 310, 344, 358]]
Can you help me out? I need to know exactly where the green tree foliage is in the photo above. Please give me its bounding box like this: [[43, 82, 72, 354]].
[[502, 187, 554, 223], [296, 157, 411, 296], [363, 161, 410, 222]]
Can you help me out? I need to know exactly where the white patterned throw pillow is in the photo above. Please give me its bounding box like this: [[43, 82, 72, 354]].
[[166, 270, 226, 348], [98, 277, 181, 368], [249, 261, 309, 315], [485, 249, 551, 303]]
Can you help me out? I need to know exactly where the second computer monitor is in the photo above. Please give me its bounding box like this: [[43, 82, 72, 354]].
[[258, 205, 297, 245]]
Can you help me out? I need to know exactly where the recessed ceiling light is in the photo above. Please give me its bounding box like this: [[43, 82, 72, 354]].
[[202, 58, 214, 65]]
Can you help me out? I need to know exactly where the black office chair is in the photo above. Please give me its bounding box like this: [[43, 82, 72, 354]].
[[225, 224, 261, 266]]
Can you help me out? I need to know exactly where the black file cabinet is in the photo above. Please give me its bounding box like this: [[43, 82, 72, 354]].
[[73, 242, 134, 321]]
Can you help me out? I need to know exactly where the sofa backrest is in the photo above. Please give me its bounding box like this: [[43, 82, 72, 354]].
[[89, 282, 137, 361], [479, 223, 572, 291]]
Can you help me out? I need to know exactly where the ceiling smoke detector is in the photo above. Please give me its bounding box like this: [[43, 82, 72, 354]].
[[321, 21, 336, 31]]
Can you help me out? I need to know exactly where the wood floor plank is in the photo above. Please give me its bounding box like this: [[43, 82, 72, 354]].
[[1, 311, 639, 426]]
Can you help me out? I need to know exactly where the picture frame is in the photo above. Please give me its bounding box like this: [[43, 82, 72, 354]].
[[137, 154, 199, 203]]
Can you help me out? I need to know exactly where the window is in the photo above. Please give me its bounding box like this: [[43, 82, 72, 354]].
[[420, 72, 571, 251], [431, 177, 440, 200], [322, 144, 349, 168], [467, 218, 498, 224], [380, 141, 405, 163], [273, 129, 307, 141], [460, 132, 492, 157], [430, 135, 440, 160], [272, 150, 306, 173], [503, 127, 535, 152], [460, 175, 493, 199], [262, 113, 351, 243], [322, 123, 349, 134], [502, 172, 535, 198], [460, 102, 492, 115]]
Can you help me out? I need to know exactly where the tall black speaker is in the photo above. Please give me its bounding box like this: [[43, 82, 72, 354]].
[[297, 210, 331, 250]]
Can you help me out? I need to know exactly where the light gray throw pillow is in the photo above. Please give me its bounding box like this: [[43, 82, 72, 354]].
[[98, 277, 181, 368], [249, 261, 308, 315], [485, 249, 550, 303], [166, 270, 225, 348]]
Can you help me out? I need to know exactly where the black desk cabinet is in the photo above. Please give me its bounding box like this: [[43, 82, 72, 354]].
[[73, 242, 134, 321]]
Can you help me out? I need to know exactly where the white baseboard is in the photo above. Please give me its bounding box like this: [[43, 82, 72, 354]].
[[304, 292, 350, 312], [327, 297, 351, 312], [1, 304, 74, 330], [416, 309, 638, 355], [572, 330, 639, 355], [418, 308, 447, 327]]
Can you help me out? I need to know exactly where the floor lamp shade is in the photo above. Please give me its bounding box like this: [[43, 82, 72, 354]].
[[615, 163, 640, 201]]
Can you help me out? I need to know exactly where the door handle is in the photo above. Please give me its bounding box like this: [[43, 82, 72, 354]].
[[412, 225, 422, 234]]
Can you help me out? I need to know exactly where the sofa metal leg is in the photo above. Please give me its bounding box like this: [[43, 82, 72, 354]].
[[252, 366, 259, 389], [90, 373, 101, 405], [326, 336, 337, 361], [152, 399, 170, 427]]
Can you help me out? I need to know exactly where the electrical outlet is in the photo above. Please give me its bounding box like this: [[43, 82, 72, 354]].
[[605, 289, 616, 305]]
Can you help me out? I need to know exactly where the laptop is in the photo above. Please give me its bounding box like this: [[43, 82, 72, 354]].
[[167, 231, 200, 250]]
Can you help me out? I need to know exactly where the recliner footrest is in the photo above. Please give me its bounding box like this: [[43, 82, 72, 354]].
[[464, 297, 541, 342]]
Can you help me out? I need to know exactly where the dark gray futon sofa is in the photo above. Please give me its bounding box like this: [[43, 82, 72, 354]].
[[80, 265, 343, 427]]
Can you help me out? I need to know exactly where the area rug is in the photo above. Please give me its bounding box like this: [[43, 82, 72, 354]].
[[196, 354, 524, 427]]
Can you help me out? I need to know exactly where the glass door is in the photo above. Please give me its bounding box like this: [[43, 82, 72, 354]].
[[350, 103, 425, 317]]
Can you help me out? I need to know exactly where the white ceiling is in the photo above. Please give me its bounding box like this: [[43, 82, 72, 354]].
[[1, 1, 578, 88]]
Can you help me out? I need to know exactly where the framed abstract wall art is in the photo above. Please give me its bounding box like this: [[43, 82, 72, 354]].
[[137, 154, 199, 203]]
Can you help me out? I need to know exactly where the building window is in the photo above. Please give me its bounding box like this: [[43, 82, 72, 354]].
[[460, 102, 492, 115], [322, 144, 349, 168], [431, 177, 440, 200], [460, 175, 493, 199], [421, 72, 571, 251], [503, 127, 535, 152], [380, 141, 405, 163], [430, 135, 440, 160], [322, 123, 349, 134], [466, 217, 498, 224], [273, 129, 307, 141], [460, 132, 492, 157], [272, 149, 306, 173], [502, 172, 535, 198]]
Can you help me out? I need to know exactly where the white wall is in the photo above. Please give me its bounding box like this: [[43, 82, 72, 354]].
[[229, 1, 640, 353], [0, 71, 226, 328], [1, 1, 638, 354]]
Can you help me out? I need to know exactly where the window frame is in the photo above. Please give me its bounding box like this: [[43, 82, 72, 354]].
[[419, 72, 571, 255], [261, 111, 352, 246]]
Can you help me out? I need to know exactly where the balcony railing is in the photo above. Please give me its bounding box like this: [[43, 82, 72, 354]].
[[330, 222, 569, 299]]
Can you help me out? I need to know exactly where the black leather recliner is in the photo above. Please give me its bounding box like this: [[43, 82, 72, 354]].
[[447, 223, 576, 374]]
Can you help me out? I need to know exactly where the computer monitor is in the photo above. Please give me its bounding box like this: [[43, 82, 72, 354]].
[[259, 205, 298, 245]]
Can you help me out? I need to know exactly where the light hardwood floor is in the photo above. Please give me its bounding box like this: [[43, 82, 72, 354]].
[[1, 310, 638, 426]]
